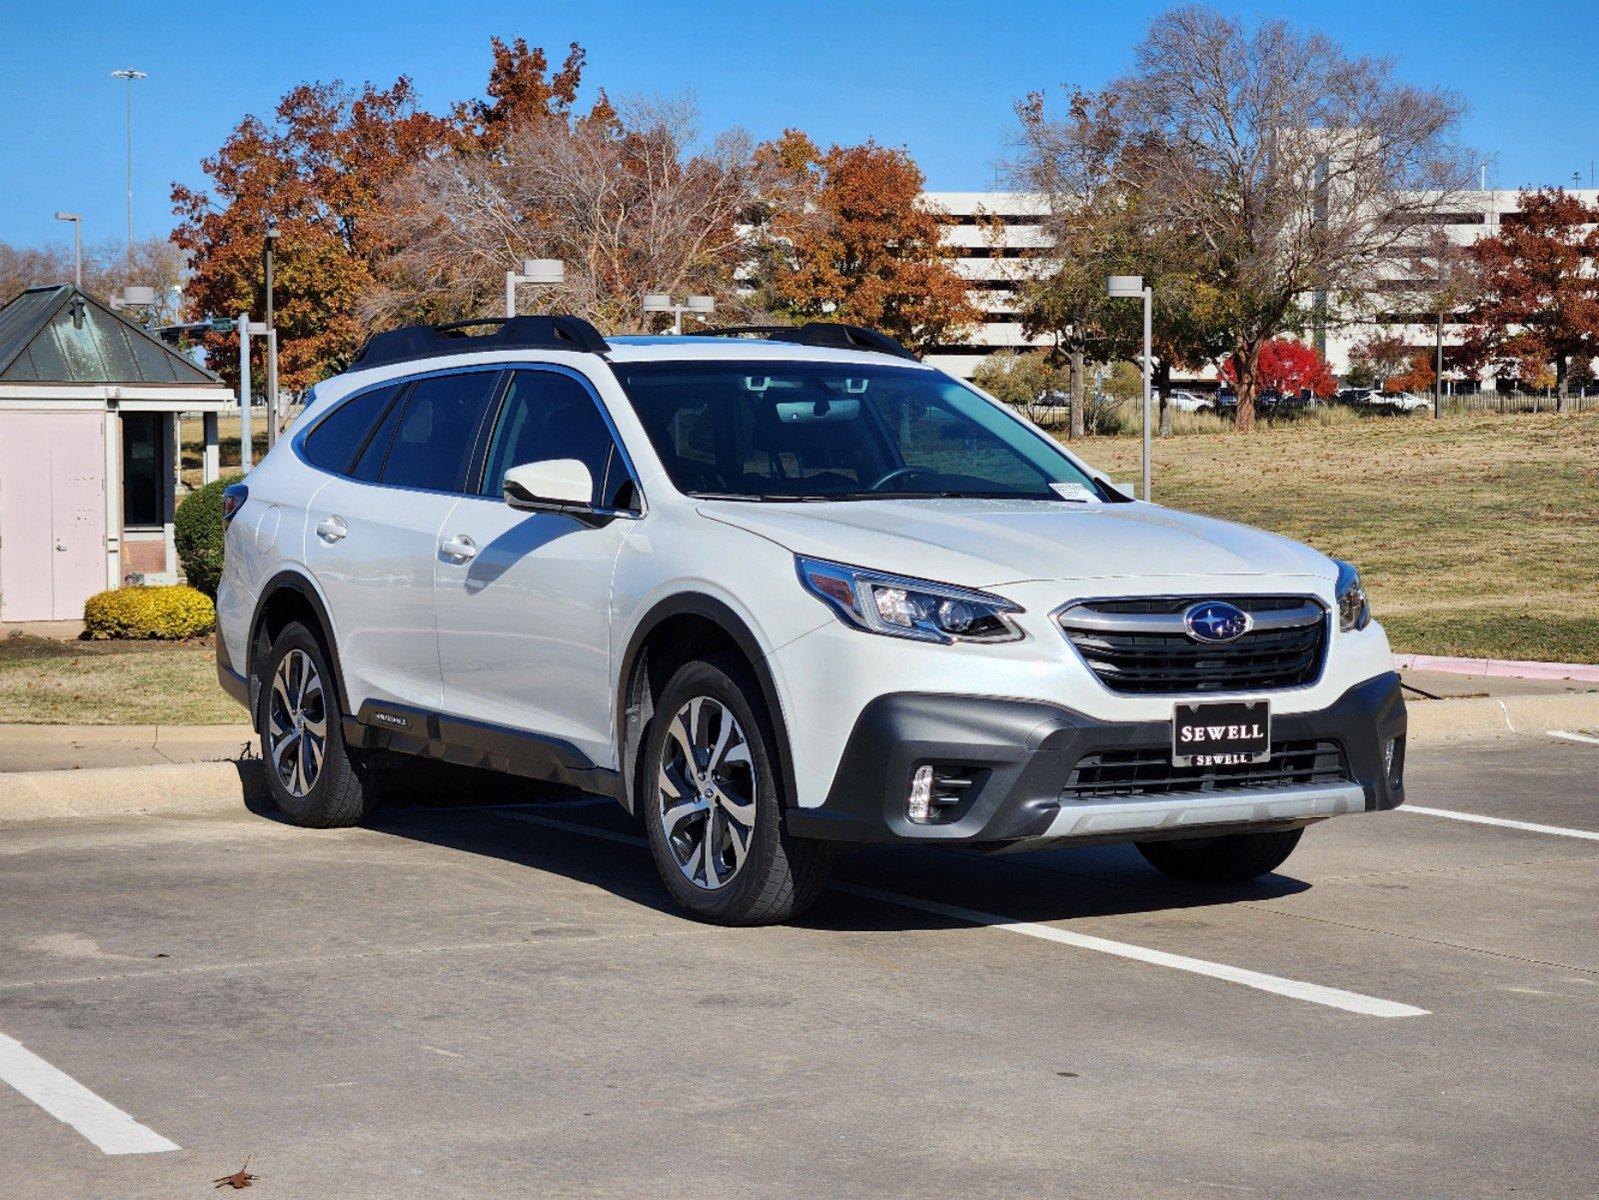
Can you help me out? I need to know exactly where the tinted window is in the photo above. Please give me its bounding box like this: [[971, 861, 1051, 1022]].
[[380, 372, 501, 493], [481, 371, 632, 508], [302, 385, 400, 474], [349, 389, 407, 483]]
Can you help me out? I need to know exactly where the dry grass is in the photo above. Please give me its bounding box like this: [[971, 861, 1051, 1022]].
[[1072, 411, 1599, 663], [0, 634, 244, 725]]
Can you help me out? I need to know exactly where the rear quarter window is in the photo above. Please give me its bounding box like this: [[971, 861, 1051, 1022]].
[[301, 385, 401, 474]]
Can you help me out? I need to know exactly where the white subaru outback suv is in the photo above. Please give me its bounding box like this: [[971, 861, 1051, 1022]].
[[216, 316, 1406, 925]]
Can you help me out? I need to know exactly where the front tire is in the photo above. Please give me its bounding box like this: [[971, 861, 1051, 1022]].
[[256, 622, 381, 828], [1136, 828, 1304, 884], [640, 657, 832, 925]]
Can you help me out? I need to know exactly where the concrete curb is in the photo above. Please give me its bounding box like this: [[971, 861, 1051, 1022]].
[[1404, 691, 1599, 743], [3, 690, 1595, 825], [1395, 653, 1599, 683], [0, 761, 267, 824]]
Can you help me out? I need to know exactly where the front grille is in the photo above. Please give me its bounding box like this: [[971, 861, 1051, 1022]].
[[1056, 595, 1327, 694], [1063, 738, 1349, 801]]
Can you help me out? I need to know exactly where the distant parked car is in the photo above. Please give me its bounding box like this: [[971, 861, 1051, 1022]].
[[1370, 390, 1433, 414], [1336, 388, 1376, 407], [1165, 389, 1213, 414]]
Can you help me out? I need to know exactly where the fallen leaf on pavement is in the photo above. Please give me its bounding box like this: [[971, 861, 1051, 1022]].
[[213, 1163, 257, 1189]]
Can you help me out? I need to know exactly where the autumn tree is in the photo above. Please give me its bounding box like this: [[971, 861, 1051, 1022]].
[[1347, 330, 1415, 388], [172, 77, 449, 392], [172, 39, 591, 393], [1009, 88, 1231, 439], [753, 132, 980, 356], [970, 350, 1070, 426], [1060, 5, 1473, 430], [1, 236, 185, 318], [1462, 189, 1599, 411], [1218, 337, 1337, 396]]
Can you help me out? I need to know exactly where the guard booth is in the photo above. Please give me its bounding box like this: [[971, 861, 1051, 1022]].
[[0, 284, 234, 624]]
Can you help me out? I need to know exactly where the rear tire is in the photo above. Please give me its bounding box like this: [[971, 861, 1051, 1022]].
[[640, 656, 832, 925], [1135, 828, 1304, 884], [256, 622, 382, 828]]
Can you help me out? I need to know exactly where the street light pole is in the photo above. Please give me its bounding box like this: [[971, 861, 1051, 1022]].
[[110, 69, 146, 259], [1107, 275, 1154, 502], [263, 217, 279, 447], [54, 212, 83, 287], [642, 293, 715, 334], [505, 258, 566, 317]]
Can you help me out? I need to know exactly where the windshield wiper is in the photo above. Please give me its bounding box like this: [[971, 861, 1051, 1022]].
[[689, 492, 832, 503]]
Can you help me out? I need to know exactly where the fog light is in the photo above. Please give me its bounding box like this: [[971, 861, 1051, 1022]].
[[1385, 736, 1405, 787], [907, 765, 935, 824]]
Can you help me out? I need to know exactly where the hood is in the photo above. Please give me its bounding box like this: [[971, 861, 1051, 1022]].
[[698, 498, 1332, 589]]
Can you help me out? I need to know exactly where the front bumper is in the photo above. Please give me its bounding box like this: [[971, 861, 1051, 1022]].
[[784, 672, 1406, 847]]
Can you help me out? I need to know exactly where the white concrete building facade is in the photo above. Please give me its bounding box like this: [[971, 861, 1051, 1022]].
[[925, 189, 1599, 385]]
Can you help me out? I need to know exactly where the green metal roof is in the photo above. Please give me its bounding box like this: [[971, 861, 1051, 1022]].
[[0, 284, 219, 386]]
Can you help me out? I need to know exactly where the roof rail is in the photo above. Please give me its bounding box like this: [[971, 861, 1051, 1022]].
[[701, 322, 918, 362], [350, 315, 610, 370]]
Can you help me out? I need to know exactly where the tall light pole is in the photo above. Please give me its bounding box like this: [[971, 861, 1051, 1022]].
[[1107, 275, 1153, 502], [643, 293, 715, 335], [262, 217, 280, 446], [54, 212, 83, 287], [110, 69, 146, 259], [505, 258, 566, 317]]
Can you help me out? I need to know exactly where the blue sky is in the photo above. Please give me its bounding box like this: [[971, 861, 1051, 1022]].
[[3, 0, 1596, 249]]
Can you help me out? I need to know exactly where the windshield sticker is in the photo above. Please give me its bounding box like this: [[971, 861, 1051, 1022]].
[[1050, 481, 1101, 503]]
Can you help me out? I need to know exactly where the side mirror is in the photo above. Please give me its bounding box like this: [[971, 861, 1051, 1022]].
[[503, 459, 594, 513]]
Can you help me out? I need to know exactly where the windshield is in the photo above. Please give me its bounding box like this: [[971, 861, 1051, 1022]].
[[612, 361, 1109, 502]]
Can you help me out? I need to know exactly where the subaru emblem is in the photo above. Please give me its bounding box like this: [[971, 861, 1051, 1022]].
[[1183, 600, 1251, 643]]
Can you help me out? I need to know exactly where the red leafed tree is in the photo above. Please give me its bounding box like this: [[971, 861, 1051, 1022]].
[[1218, 338, 1336, 396], [1462, 189, 1599, 411]]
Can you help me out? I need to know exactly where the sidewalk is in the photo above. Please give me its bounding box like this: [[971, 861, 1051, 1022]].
[[0, 724, 256, 774]]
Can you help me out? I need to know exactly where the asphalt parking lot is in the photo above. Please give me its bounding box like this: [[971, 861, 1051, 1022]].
[[2, 734, 1596, 1198]]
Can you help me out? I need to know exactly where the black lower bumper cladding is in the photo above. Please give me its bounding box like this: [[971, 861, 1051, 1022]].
[[785, 672, 1406, 845]]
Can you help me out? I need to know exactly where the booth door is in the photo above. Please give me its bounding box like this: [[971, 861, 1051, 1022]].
[[0, 411, 107, 622]]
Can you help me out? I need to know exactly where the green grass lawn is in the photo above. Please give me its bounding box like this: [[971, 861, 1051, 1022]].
[[0, 635, 244, 725], [1075, 411, 1599, 663]]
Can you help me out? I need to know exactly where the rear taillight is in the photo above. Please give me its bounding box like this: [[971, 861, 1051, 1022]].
[[222, 483, 249, 525]]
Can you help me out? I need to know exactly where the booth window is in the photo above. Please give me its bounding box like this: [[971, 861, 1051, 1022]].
[[122, 414, 165, 529]]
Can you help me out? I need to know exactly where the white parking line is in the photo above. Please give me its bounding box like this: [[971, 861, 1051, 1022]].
[[0, 1032, 178, 1155], [1548, 730, 1599, 747], [1402, 805, 1599, 843], [500, 810, 1429, 1019], [830, 883, 1429, 1019]]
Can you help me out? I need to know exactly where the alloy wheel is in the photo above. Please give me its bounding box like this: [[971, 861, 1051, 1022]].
[[267, 648, 327, 798], [657, 696, 757, 890]]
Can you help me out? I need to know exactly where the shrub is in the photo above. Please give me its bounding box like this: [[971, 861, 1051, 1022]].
[[84, 585, 215, 640], [174, 473, 242, 598]]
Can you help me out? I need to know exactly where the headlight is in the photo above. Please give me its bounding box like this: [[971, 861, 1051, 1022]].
[[1334, 559, 1371, 632], [796, 557, 1023, 644]]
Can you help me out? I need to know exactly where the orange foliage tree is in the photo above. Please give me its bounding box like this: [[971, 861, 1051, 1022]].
[[171, 39, 588, 392], [753, 132, 980, 355]]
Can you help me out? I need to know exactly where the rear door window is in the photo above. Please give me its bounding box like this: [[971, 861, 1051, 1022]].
[[378, 371, 503, 493], [301, 384, 401, 474]]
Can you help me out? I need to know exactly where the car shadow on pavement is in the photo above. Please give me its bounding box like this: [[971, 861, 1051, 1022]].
[[279, 761, 1316, 932]]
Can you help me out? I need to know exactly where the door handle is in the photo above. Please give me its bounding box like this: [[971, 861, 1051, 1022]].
[[316, 516, 348, 543], [440, 534, 478, 561]]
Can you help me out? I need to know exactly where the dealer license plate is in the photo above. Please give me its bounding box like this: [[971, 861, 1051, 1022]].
[[1172, 700, 1271, 767]]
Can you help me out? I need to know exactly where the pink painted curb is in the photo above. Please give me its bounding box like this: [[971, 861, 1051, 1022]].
[[1394, 653, 1599, 683]]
